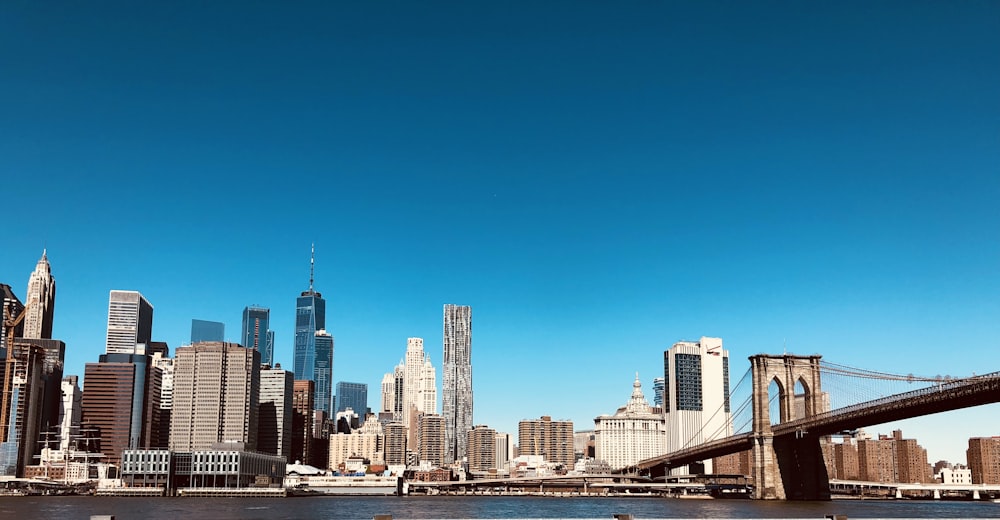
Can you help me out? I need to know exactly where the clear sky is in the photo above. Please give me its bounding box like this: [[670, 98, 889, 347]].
[[2, 2, 998, 464]]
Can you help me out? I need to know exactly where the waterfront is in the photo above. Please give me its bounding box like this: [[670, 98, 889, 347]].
[[1, 496, 999, 519]]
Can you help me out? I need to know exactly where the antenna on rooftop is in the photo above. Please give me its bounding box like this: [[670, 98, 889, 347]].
[[309, 243, 315, 292]]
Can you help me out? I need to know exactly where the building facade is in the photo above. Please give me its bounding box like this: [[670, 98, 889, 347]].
[[663, 337, 731, 473], [417, 413, 446, 467], [291, 380, 315, 466], [380, 364, 405, 420], [81, 353, 163, 466], [1, 284, 25, 353], [105, 290, 154, 355], [442, 304, 472, 464], [335, 381, 368, 418], [258, 365, 293, 459], [22, 249, 55, 340], [313, 330, 334, 416], [328, 417, 384, 470], [0, 341, 45, 476], [190, 319, 224, 344], [402, 338, 436, 449], [383, 422, 407, 466], [59, 375, 82, 452], [467, 425, 496, 473], [518, 416, 574, 467], [169, 342, 260, 452], [967, 437, 1000, 485], [593, 375, 668, 470], [241, 306, 274, 366]]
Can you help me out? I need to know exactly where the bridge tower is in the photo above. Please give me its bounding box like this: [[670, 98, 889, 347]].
[[749, 354, 830, 500]]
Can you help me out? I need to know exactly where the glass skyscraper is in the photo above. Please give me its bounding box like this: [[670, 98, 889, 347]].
[[190, 319, 224, 344], [293, 245, 331, 415], [335, 381, 368, 416], [242, 306, 274, 366]]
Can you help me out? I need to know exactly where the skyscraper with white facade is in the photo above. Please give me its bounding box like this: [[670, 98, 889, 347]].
[[401, 338, 436, 450], [169, 342, 260, 451], [259, 365, 293, 458], [594, 375, 668, 470], [380, 363, 404, 420], [105, 290, 153, 355], [663, 337, 732, 473], [442, 304, 472, 464], [23, 249, 55, 340]]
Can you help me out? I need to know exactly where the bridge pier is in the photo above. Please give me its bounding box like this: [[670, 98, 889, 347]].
[[751, 433, 784, 500]]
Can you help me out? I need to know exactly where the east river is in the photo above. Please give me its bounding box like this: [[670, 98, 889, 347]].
[[2, 496, 999, 519]]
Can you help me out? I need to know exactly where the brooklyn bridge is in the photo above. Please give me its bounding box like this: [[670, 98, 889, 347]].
[[624, 354, 1000, 500]]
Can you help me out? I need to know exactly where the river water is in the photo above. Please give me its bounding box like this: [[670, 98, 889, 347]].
[[1, 496, 998, 519]]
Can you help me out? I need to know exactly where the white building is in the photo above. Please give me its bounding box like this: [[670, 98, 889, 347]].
[[401, 338, 436, 449], [664, 337, 732, 473], [58, 375, 82, 452], [105, 290, 153, 355], [594, 375, 668, 470], [328, 416, 384, 470], [23, 249, 55, 340], [938, 467, 973, 485]]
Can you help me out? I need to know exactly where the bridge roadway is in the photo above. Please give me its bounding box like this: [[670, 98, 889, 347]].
[[631, 371, 1000, 473], [406, 473, 710, 495], [830, 479, 1000, 499]]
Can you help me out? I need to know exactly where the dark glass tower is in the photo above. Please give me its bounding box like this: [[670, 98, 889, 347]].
[[242, 306, 274, 366], [293, 245, 330, 414]]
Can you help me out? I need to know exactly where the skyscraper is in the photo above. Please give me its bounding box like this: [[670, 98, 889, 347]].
[[402, 338, 436, 450], [190, 319, 224, 344], [258, 365, 293, 458], [380, 363, 404, 420], [169, 341, 260, 451], [335, 382, 368, 419], [663, 337, 732, 473], [81, 352, 163, 466], [442, 304, 473, 464], [293, 246, 329, 410], [314, 330, 334, 416], [105, 291, 153, 355], [242, 306, 274, 366], [23, 249, 55, 340]]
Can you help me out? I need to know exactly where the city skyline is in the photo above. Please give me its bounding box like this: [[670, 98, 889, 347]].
[[2, 2, 998, 465]]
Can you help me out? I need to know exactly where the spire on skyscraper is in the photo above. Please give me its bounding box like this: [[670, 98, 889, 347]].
[[309, 243, 315, 293]]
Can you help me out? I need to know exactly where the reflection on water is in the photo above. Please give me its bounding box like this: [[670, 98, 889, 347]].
[[1, 495, 999, 519]]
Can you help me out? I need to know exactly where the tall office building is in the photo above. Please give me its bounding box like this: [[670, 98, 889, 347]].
[[518, 416, 574, 466], [81, 353, 163, 466], [313, 330, 334, 416], [294, 246, 330, 413], [0, 341, 45, 476], [467, 425, 497, 473], [417, 413, 446, 467], [663, 337, 731, 473], [495, 432, 513, 475], [105, 291, 153, 355], [169, 342, 260, 451], [150, 350, 174, 446], [291, 380, 315, 466], [259, 365, 293, 458], [335, 382, 368, 418], [383, 422, 407, 466], [402, 338, 436, 448], [380, 363, 405, 420], [594, 375, 668, 470], [190, 319, 224, 343], [442, 304, 472, 464], [23, 249, 55, 340], [242, 306, 274, 366]]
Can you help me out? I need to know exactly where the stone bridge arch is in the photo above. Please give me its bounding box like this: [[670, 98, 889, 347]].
[[749, 354, 828, 500]]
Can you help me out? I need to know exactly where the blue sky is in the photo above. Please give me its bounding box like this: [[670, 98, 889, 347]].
[[2, 2, 998, 463]]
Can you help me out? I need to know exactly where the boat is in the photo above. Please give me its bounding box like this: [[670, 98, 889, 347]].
[[286, 475, 402, 496]]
